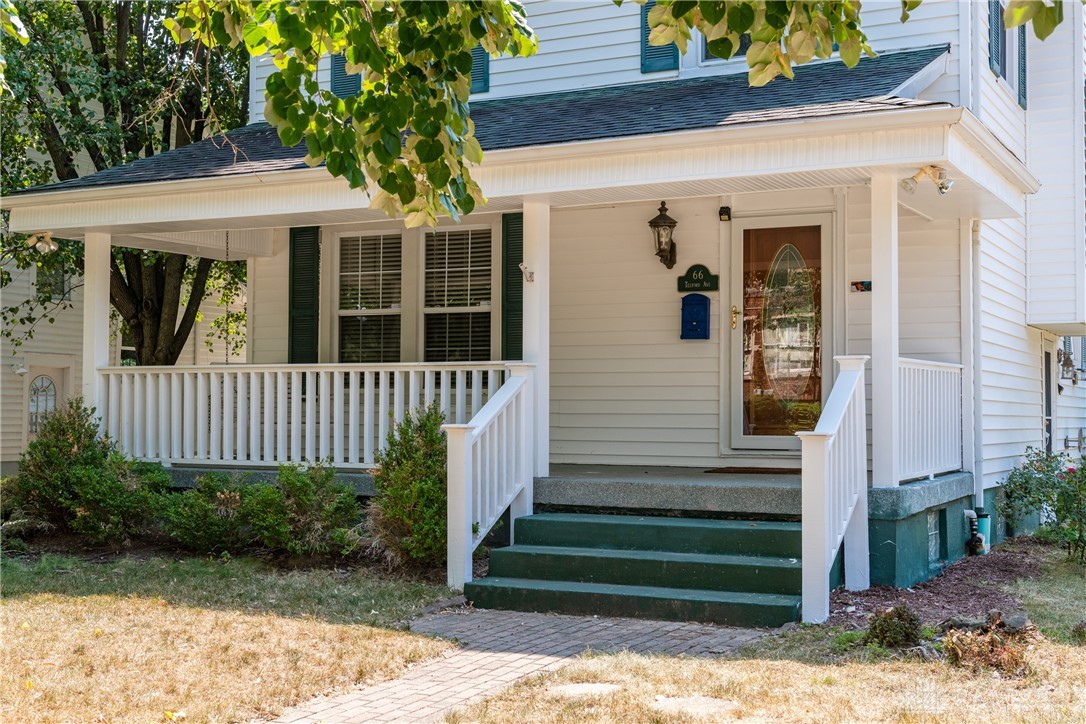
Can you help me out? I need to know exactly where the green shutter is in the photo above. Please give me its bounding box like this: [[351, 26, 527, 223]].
[[1017, 25, 1027, 109], [331, 54, 361, 98], [470, 45, 490, 93], [641, 0, 679, 73], [501, 213, 523, 361], [989, 1, 1003, 76], [289, 227, 321, 364]]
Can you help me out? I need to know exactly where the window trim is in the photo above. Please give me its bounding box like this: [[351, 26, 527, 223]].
[[421, 224, 500, 363], [328, 222, 502, 364]]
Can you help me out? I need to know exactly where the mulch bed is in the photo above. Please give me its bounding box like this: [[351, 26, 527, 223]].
[[828, 538, 1052, 629]]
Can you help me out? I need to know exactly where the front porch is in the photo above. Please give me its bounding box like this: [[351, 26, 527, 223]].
[[4, 51, 1038, 622]]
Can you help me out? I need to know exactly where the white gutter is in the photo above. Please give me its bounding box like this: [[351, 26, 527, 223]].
[[0, 103, 1037, 211]]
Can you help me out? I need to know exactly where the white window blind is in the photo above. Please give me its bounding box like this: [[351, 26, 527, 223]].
[[424, 229, 492, 362], [338, 234, 402, 363]]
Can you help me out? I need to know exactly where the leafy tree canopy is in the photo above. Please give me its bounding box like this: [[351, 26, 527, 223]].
[[1, 0, 248, 365]]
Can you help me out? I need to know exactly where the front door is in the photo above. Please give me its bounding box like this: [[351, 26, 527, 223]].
[[730, 217, 829, 451]]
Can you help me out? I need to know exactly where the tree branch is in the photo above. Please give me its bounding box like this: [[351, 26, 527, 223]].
[[170, 257, 214, 364]]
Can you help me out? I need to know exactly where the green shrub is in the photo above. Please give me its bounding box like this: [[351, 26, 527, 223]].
[[244, 462, 362, 557], [368, 403, 448, 568], [66, 454, 170, 543], [1051, 459, 1086, 564], [1002, 447, 1067, 529], [865, 605, 922, 648], [161, 474, 251, 555], [8, 399, 169, 543]]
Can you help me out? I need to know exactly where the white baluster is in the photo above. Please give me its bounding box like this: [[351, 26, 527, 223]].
[[455, 370, 466, 424], [236, 372, 248, 461], [334, 371, 345, 464], [196, 372, 208, 460], [348, 371, 360, 465], [290, 370, 302, 461], [378, 371, 390, 453], [183, 372, 195, 459], [319, 371, 331, 461], [223, 372, 234, 461], [210, 372, 221, 461], [249, 372, 261, 462], [277, 371, 288, 462], [363, 371, 375, 466], [393, 370, 405, 425], [263, 371, 274, 463], [121, 372, 133, 454]]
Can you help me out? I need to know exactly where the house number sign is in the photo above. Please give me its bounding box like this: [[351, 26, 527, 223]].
[[677, 264, 719, 292]]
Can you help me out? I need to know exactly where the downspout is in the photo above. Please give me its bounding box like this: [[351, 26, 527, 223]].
[[971, 220, 986, 508]]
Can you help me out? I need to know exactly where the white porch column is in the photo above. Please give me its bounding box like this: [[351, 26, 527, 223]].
[[522, 196, 550, 477], [870, 174, 900, 487], [82, 231, 111, 418]]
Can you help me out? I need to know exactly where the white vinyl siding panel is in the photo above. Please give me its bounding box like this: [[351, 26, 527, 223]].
[[249, 55, 331, 124], [856, 0, 961, 104], [1025, 10, 1086, 328], [549, 198, 721, 466], [248, 229, 291, 362], [978, 1, 1027, 158], [978, 218, 1044, 486]]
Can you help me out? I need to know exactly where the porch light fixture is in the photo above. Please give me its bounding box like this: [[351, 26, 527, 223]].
[[1059, 348, 1077, 380], [26, 231, 58, 254], [899, 165, 954, 196], [647, 201, 678, 269]]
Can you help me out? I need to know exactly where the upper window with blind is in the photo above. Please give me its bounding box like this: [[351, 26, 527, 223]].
[[338, 233, 402, 363], [424, 228, 493, 362]]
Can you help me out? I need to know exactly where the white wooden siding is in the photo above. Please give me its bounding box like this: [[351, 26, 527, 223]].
[[858, 0, 961, 105], [976, 1, 1027, 159], [247, 228, 291, 362], [978, 218, 1044, 487], [1025, 6, 1086, 328], [549, 197, 722, 466], [249, 55, 331, 124]]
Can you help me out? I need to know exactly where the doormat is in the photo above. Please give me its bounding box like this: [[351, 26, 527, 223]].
[[704, 467, 801, 475]]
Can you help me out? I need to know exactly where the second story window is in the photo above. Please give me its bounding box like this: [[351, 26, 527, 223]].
[[702, 33, 752, 63], [36, 263, 70, 302], [989, 1, 1027, 109]]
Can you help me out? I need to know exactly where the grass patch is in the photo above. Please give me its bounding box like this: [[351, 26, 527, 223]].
[[1005, 552, 1086, 643], [450, 643, 1086, 723], [0, 553, 453, 722]]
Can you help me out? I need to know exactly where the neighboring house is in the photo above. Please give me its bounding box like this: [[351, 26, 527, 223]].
[[3, 1, 1085, 625], [0, 260, 246, 475]]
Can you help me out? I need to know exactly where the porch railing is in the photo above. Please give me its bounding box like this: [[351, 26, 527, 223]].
[[898, 358, 964, 481], [99, 362, 512, 469], [797, 355, 870, 624], [445, 365, 534, 589]]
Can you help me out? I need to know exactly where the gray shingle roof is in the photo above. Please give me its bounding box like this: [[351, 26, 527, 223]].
[[16, 46, 948, 196]]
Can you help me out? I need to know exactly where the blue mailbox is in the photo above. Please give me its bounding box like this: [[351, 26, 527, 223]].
[[681, 293, 710, 340]]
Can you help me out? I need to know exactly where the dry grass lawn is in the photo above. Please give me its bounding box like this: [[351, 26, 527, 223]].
[[0, 553, 453, 722], [451, 543, 1086, 723]]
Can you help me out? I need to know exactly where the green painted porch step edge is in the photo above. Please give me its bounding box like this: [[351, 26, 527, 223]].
[[464, 577, 801, 627], [489, 544, 801, 595], [514, 513, 801, 557]]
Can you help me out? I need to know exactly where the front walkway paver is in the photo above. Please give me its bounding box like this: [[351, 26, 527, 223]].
[[271, 609, 765, 724]]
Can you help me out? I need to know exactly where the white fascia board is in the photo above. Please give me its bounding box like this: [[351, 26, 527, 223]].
[[5, 105, 1035, 236]]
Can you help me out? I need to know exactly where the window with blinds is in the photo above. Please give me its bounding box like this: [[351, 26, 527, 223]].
[[338, 234, 402, 363], [424, 228, 492, 361]]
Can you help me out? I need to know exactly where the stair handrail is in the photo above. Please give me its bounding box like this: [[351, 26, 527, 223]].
[[796, 355, 871, 623], [445, 364, 535, 590]]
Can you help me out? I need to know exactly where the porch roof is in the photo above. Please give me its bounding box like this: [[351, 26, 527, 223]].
[[13, 46, 949, 197]]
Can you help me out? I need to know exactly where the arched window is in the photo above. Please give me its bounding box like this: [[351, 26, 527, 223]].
[[28, 375, 57, 434]]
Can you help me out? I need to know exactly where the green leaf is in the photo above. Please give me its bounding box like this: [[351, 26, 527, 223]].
[[414, 138, 445, 163], [726, 3, 755, 33]]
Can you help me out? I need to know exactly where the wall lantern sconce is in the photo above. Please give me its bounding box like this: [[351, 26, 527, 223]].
[[900, 165, 954, 195], [26, 231, 58, 254], [647, 201, 678, 269], [1059, 348, 1078, 382]]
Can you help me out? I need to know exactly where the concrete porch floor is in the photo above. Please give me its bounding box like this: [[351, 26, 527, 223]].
[[535, 464, 802, 518]]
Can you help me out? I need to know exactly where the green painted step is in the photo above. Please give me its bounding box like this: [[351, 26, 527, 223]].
[[464, 577, 801, 628], [489, 545, 801, 595], [514, 513, 801, 558]]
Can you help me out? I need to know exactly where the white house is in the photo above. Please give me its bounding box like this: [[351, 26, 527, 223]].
[[3, 0, 1084, 625]]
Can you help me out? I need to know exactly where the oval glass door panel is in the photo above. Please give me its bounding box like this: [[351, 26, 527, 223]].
[[742, 227, 822, 437]]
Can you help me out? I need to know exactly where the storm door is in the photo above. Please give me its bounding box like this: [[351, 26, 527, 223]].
[[729, 219, 828, 451]]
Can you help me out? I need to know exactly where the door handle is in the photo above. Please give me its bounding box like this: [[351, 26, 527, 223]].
[[731, 305, 739, 330]]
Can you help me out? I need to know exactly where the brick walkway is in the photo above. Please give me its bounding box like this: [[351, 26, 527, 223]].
[[272, 609, 764, 724]]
